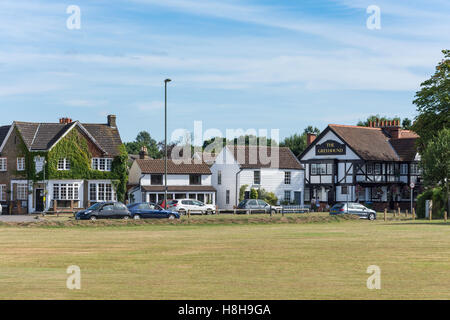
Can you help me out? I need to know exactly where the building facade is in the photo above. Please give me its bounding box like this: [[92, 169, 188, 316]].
[[0, 115, 127, 214], [299, 121, 422, 211], [210, 146, 305, 209], [128, 159, 216, 205]]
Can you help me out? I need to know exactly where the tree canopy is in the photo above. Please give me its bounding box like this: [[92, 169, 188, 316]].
[[279, 126, 321, 158], [412, 49, 450, 151], [124, 131, 161, 158]]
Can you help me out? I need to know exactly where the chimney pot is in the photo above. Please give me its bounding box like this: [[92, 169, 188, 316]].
[[107, 115, 117, 128], [139, 146, 148, 159], [306, 133, 317, 146]]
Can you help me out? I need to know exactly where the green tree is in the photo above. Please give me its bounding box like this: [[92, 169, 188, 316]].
[[250, 188, 258, 199], [124, 131, 160, 158], [239, 184, 249, 202], [402, 118, 412, 130], [279, 126, 321, 157], [420, 128, 450, 212], [412, 49, 450, 152]]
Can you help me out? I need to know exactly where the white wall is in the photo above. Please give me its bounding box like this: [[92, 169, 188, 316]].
[[210, 147, 240, 209], [238, 168, 304, 204], [140, 174, 212, 186]]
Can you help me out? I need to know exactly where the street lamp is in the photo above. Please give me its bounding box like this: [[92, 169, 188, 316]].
[[164, 78, 172, 209]]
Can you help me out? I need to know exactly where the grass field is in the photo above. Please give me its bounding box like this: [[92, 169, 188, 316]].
[[0, 213, 449, 299]]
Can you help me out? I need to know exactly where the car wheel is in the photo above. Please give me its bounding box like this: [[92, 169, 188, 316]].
[[271, 209, 276, 215], [368, 213, 375, 221], [206, 209, 213, 215], [179, 210, 186, 215], [168, 214, 176, 220], [133, 215, 141, 220], [90, 216, 97, 221], [123, 215, 130, 220]]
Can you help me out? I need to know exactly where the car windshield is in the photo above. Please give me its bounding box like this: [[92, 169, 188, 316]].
[[238, 200, 247, 207], [331, 203, 344, 210], [87, 202, 102, 211]]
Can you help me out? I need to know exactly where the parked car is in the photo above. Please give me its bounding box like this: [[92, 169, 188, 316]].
[[127, 202, 180, 220], [75, 202, 131, 220], [170, 199, 216, 215], [329, 202, 376, 220], [157, 199, 177, 209], [237, 199, 282, 214]]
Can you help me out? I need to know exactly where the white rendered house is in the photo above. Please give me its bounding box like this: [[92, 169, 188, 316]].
[[210, 146, 305, 209]]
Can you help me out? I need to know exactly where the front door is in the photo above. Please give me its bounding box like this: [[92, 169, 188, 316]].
[[35, 189, 44, 212], [294, 191, 302, 205]]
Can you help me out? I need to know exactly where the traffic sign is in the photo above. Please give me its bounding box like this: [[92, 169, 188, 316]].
[[410, 182, 415, 189]]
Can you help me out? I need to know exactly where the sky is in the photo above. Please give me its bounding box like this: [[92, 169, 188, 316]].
[[0, 0, 449, 143]]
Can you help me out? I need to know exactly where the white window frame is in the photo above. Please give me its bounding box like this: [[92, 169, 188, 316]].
[[17, 157, 25, 171], [0, 158, 7, 171], [88, 182, 116, 202], [0, 184, 6, 201], [284, 171, 291, 184], [57, 158, 70, 171], [52, 183, 80, 200], [374, 163, 381, 175], [284, 190, 291, 203], [92, 158, 113, 172], [254, 170, 261, 185], [17, 183, 28, 200], [400, 163, 408, 175]]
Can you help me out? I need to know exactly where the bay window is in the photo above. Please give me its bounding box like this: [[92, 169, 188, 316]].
[[89, 182, 116, 202]]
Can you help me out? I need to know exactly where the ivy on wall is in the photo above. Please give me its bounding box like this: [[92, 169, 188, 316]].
[[17, 128, 128, 202]]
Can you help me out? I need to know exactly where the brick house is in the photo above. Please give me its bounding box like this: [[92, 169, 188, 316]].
[[0, 115, 127, 214]]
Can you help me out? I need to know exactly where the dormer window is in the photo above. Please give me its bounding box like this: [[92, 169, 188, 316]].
[[57, 158, 70, 171]]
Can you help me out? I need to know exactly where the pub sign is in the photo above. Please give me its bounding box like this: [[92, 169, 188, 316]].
[[315, 140, 346, 155]]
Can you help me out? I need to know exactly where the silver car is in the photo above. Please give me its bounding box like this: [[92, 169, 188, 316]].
[[330, 202, 376, 220]]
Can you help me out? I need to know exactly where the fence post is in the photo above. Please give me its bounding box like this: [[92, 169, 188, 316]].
[[445, 211, 447, 223], [384, 208, 387, 222], [412, 208, 415, 220], [233, 209, 236, 215], [282, 206, 285, 217], [188, 210, 190, 218], [53, 200, 57, 216], [398, 207, 400, 218], [270, 206, 273, 217], [405, 209, 408, 217], [429, 208, 432, 221]]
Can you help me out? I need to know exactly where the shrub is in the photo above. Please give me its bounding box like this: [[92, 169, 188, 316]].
[[250, 188, 258, 199], [416, 187, 446, 219]]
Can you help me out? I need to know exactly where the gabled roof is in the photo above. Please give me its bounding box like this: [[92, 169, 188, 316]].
[[300, 124, 419, 162], [10, 120, 122, 156], [389, 138, 418, 161], [0, 125, 11, 147], [329, 125, 399, 161], [227, 145, 303, 170], [135, 159, 212, 175]]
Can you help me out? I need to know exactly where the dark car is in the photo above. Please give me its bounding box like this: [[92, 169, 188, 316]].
[[75, 202, 131, 220], [329, 202, 376, 220], [127, 202, 180, 220], [237, 199, 281, 214]]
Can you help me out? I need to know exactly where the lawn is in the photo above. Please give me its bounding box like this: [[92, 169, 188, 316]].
[[0, 214, 449, 299]]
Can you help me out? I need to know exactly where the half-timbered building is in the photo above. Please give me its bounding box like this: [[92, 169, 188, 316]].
[[299, 120, 422, 211]]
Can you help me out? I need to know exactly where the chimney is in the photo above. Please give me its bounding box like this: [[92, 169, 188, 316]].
[[139, 146, 148, 159], [306, 133, 317, 146], [59, 117, 72, 124], [107, 115, 117, 128]]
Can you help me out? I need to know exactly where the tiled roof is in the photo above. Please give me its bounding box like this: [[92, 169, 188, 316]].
[[141, 185, 216, 192], [227, 145, 303, 169], [13, 121, 122, 156], [136, 159, 212, 174], [327, 124, 418, 161], [0, 125, 11, 147], [389, 138, 418, 161]]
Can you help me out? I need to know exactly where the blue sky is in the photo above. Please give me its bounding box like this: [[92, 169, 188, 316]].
[[0, 0, 449, 143]]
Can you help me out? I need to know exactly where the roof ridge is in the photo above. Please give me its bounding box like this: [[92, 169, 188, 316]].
[[329, 124, 382, 130]]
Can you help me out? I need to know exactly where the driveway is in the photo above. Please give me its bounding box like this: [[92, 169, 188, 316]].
[[0, 215, 40, 223]]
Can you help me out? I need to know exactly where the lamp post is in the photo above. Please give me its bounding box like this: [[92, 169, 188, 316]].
[[164, 78, 172, 209]]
